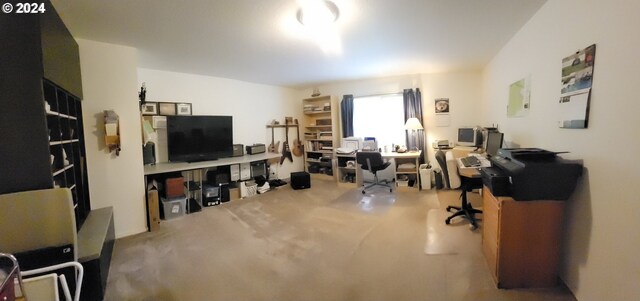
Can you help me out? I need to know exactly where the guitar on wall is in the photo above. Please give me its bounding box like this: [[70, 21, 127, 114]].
[[292, 119, 303, 157], [280, 122, 293, 164], [268, 125, 280, 153]]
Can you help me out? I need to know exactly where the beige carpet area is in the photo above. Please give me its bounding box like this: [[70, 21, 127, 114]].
[[104, 178, 576, 301]]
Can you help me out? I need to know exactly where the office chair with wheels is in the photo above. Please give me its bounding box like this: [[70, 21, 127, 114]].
[[445, 176, 483, 229], [356, 151, 392, 194], [435, 150, 483, 229]]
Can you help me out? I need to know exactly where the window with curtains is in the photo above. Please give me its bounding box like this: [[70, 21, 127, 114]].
[[352, 94, 405, 150]]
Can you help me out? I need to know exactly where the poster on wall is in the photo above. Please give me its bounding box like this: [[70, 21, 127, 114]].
[[434, 98, 450, 126], [507, 76, 530, 118], [558, 44, 596, 129]]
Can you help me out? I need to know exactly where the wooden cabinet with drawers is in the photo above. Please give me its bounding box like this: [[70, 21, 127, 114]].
[[482, 186, 565, 288]]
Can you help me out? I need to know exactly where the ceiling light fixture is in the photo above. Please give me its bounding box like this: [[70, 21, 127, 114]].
[[296, 0, 340, 27]]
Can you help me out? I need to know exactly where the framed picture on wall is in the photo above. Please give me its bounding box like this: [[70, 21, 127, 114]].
[[141, 102, 158, 115], [558, 44, 596, 129], [159, 102, 177, 116], [435, 98, 450, 114], [176, 103, 192, 115]]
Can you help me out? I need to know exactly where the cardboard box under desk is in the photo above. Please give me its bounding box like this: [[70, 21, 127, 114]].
[[229, 187, 241, 200]]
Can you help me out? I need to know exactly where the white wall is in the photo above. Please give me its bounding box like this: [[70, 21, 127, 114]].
[[482, 0, 640, 300], [420, 72, 483, 164], [137, 68, 303, 179], [308, 75, 422, 181], [77, 39, 147, 238]]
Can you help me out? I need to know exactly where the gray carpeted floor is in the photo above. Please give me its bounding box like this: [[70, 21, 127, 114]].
[[104, 177, 575, 301]]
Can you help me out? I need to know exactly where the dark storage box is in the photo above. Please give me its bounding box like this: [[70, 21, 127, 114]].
[[480, 167, 510, 196], [291, 172, 311, 190], [165, 177, 184, 198], [308, 165, 320, 173]]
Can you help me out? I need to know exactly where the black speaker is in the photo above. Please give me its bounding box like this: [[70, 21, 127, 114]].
[[143, 142, 155, 165], [232, 144, 244, 157], [291, 172, 310, 190], [220, 184, 230, 202]]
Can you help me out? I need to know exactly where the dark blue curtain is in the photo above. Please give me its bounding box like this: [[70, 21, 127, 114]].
[[403, 88, 425, 164], [340, 95, 354, 137]]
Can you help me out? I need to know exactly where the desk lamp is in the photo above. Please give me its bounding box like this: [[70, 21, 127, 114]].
[[404, 117, 423, 151]]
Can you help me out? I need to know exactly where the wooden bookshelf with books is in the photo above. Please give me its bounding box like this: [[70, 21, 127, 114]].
[[302, 95, 338, 178]]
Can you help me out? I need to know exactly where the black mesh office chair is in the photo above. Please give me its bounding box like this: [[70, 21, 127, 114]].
[[356, 151, 392, 194], [435, 150, 483, 229], [446, 176, 483, 229]]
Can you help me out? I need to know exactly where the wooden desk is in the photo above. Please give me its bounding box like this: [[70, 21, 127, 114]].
[[382, 150, 422, 191], [336, 150, 423, 190], [482, 186, 565, 288]]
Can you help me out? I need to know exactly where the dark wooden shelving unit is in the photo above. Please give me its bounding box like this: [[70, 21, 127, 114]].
[[44, 80, 91, 228]]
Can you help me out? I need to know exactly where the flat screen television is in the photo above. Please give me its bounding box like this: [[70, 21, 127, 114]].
[[167, 115, 233, 162], [457, 127, 482, 147]]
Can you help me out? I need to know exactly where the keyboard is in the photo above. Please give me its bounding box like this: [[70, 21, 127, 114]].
[[460, 156, 481, 167]]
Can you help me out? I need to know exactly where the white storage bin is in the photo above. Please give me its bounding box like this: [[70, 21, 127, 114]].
[[396, 180, 409, 187], [240, 181, 258, 198], [161, 196, 186, 220]]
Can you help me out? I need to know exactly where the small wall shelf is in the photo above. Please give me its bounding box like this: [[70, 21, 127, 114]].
[[266, 124, 299, 129]]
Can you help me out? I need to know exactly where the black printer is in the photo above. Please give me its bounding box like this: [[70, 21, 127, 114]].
[[480, 148, 583, 201]]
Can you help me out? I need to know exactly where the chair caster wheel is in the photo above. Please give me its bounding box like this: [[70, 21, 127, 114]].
[[446, 206, 453, 212], [389, 189, 393, 192], [445, 218, 451, 225], [361, 190, 365, 194]]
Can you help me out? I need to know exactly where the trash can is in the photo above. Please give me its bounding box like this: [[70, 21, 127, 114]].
[[419, 164, 432, 190]]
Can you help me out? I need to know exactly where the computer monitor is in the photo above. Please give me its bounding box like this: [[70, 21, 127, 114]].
[[457, 127, 482, 147], [342, 137, 363, 150], [485, 131, 504, 158]]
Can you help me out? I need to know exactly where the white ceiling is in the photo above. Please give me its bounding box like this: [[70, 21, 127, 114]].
[[51, 0, 546, 88]]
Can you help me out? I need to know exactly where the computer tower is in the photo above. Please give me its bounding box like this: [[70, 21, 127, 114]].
[[220, 184, 230, 202], [240, 163, 251, 180]]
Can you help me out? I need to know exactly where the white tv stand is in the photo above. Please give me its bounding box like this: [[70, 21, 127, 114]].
[[144, 153, 280, 175]]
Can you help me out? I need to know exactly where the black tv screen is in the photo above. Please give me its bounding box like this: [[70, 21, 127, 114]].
[[167, 116, 233, 162]]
